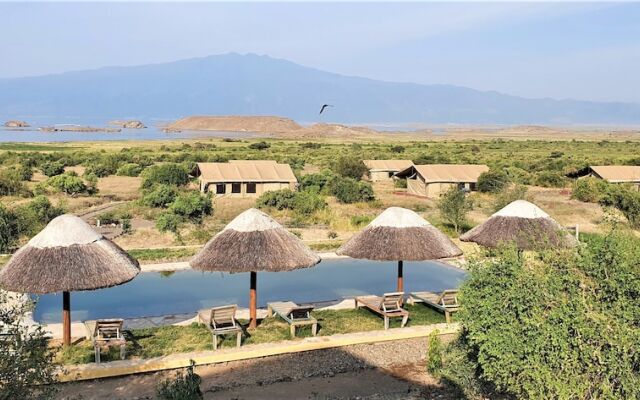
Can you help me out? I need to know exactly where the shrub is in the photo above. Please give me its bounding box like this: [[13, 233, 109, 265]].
[[0, 204, 19, 252], [169, 192, 212, 222], [40, 161, 65, 177], [477, 170, 509, 193], [141, 163, 190, 189], [12, 164, 33, 181], [448, 232, 640, 399], [331, 177, 375, 204], [156, 361, 203, 400], [493, 184, 528, 212], [0, 170, 28, 196], [600, 184, 640, 228], [300, 142, 321, 149], [14, 196, 64, 236], [141, 185, 178, 208], [426, 330, 443, 373], [85, 163, 117, 178], [393, 178, 407, 189], [46, 172, 88, 195], [438, 187, 471, 233], [257, 189, 325, 215], [350, 215, 373, 227], [298, 170, 335, 194], [572, 177, 608, 203], [332, 155, 368, 180], [535, 171, 566, 188], [116, 163, 143, 177], [390, 145, 405, 153], [156, 212, 183, 233], [291, 191, 326, 215], [327, 230, 338, 239], [248, 141, 270, 150]]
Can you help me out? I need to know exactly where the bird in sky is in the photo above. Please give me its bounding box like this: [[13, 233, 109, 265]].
[[319, 104, 333, 115]]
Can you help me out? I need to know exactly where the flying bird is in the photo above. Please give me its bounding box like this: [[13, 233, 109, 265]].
[[319, 104, 333, 115]]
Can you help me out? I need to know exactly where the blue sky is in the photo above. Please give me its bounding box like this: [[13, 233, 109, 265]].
[[1, 2, 639, 103]]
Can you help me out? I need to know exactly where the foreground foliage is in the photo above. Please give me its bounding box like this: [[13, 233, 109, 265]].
[[438, 232, 640, 399]]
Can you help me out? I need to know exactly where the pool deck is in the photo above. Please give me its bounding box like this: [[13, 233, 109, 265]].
[[58, 322, 461, 382]]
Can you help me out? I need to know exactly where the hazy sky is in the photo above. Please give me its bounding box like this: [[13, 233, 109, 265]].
[[1, 2, 639, 103]]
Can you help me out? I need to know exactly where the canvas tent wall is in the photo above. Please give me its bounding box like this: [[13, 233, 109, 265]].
[[363, 160, 414, 182], [395, 164, 489, 197], [195, 161, 297, 198]]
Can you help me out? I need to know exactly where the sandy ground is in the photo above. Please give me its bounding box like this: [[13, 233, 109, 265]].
[[56, 336, 460, 400]]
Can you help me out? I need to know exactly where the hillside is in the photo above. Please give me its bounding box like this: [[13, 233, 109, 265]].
[[1, 53, 639, 124], [167, 115, 302, 133]]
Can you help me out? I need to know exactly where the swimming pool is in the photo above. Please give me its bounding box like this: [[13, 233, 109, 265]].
[[33, 259, 467, 323]]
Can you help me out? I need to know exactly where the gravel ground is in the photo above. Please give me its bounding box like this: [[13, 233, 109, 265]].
[[57, 336, 460, 400]]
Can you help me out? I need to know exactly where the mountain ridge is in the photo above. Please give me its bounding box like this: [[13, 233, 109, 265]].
[[1, 53, 638, 124]]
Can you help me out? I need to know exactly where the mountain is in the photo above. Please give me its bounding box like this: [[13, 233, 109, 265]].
[[0, 53, 638, 124]]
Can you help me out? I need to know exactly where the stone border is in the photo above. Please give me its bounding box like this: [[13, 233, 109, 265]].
[[58, 322, 460, 382]]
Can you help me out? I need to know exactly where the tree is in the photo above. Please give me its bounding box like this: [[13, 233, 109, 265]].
[[477, 170, 509, 193], [437, 187, 471, 233], [40, 161, 65, 177], [46, 172, 88, 195], [330, 177, 375, 204], [141, 184, 178, 208], [169, 192, 212, 222], [248, 141, 270, 150], [332, 155, 368, 180], [0, 292, 59, 399], [116, 163, 143, 177], [141, 164, 190, 189]]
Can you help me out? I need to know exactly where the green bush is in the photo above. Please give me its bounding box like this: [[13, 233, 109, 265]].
[[46, 172, 88, 195], [390, 145, 405, 153], [0, 204, 20, 252], [257, 189, 325, 215], [332, 155, 368, 180], [477, 170, 509, 193], [116, 163, 143, 177], [14, 196, 64, 236], [298, 170, 335, 194], [141, 163, 190, 189], [248, 141, 270, 150], [535, 171, 566, 188], [40, 161, 65, 177], [393, 178, 407, 189], [11, 164, 33, 181], [350, 215, 373, 227], [156, 212, 183, 233], [331, 177, 375, 204], [426, 330, 443, 373], [572, 177, 609, 203], [141, 185, 178, 208], [600, 184, 640, 228], [446, 233, 640, 399], [169, 192, 212, 222], [85, 163, 117, 178], [156, 362, 203, 400], [0, 170, 28, 196]]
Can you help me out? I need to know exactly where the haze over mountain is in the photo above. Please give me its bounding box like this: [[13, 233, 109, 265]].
[[0, 53, 638, 125]]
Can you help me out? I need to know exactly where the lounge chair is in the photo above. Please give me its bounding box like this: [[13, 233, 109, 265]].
[[83, 319, 126, 363], [408, 290, 459, 323], [198, 305, 243, 350], [267, 301, 317, 337], [355, 292, 409, 330]]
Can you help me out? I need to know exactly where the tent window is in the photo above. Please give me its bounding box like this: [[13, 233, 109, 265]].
[[388, 172, 394, 178], [232, 183, 241, 193], [246, 183, 257, 193], [216, 184, 226, 194]]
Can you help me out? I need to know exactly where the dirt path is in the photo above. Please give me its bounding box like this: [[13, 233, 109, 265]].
[[56, 337, 460, 400]]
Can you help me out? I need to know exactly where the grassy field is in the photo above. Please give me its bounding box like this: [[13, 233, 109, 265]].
[[56, 304, 445, 364]]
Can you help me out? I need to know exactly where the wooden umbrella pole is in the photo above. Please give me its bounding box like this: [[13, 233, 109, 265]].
[[397, 260, 404, 293], [249, 271, 257, 329], [62, 291, 71, 346]]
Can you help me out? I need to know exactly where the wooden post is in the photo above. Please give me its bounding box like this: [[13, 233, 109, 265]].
[[397, 260, 404, 293], [249, 271, 257, 329], [62, 291, 71, 346]]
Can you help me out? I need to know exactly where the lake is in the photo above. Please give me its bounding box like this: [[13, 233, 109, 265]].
[[33, 259, 467, 323]]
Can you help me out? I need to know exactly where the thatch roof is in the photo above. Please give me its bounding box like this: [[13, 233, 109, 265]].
[[460, 200, 577, 250], [195, 161, 297, 183], [190, 208, 320, 272], [396, 164, 489, 183], [336, 207, 462, 261], [0, 215, 139, 294], [363, 160, 414, 172], [589, 165, 640, 183]]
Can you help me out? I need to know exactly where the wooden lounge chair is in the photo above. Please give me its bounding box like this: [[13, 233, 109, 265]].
[[355, 292, 409, 330], [267, 301, 317, 338], [198, 305, 243, 350], [408, 290, 459, 323], [83, 319, 126, 364]]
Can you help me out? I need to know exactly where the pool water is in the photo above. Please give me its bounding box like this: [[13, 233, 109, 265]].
[[33, 259, 467, 323]]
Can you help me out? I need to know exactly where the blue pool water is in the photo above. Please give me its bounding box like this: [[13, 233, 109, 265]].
[[33, 259, 467, 323]]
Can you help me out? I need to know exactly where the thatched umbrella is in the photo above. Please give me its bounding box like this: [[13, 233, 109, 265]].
[[336, 207, 462, 293], [0, 214, 139, 345], [190, 208, 320, 328], [460, 200, 577, 250]]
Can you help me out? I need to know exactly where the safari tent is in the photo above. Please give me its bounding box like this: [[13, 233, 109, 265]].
[[363, 160, 414, 182], [195, 160, 297, 197], [579, 165, 640, 190], [395, 164, 489, 197]]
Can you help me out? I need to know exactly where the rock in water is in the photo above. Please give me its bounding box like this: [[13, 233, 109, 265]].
[[108, 120, 146, 129], [3, 120, 30, 128]]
